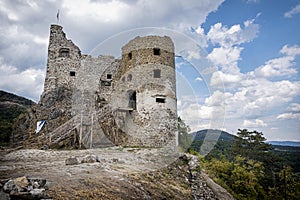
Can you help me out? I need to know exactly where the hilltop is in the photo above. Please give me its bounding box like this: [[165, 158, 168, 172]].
[[0, 90, 35, 146]]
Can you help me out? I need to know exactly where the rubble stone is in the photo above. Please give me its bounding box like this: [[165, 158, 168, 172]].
[[65, 157, 79, 165]]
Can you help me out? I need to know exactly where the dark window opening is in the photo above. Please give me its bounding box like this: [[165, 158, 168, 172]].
[[129, 91, 136, 110], [107, 74, 112, 79], [153, 48, 160, 55], [156, 97, 165, 103], [70, 71, 76, 76], [128, 52, 132, 59], [59, 48, 70, 57], [101, 80, 111, 86], [127, 74, 132, 81], [154, 69, 161, 78]]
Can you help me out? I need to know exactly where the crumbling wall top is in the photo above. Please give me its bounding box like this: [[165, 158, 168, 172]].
[[122, 35, 174, 54]]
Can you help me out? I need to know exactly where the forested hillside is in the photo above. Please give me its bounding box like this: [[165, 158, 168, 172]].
[[0, 90, 35, 146], [178, 119, 300, 199]]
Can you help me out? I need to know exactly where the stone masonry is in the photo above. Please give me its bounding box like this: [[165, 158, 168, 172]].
[[11, 24, 177, 149]]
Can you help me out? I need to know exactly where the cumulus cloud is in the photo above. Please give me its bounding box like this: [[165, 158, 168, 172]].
[[206, 18, 259, 74], [253, 45, 300, 78], [0, 0, 224, 100], [210, 71, 243, 88], [287, 103, 300, 112], [207, 19, 259, 48], [284, 4, 300, 18], [277, 113, 300, 120], [0, 58, 45, 102], [243, 119, 267, 127]]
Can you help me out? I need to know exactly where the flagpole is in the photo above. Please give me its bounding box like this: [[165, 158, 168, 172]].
[[56, 9, 60, 25]]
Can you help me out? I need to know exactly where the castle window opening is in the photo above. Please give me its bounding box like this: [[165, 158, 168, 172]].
[[153, 48, 160, 55], [127, 74, 132, 81], [70, 71, 76, 76], [128, 52, 132, 59], [59, 48, 70, 57], [156, 97, 166, 103], [129, 91, 136, 110], [107, 74, 112, 79], [153, 69, 161, 78]]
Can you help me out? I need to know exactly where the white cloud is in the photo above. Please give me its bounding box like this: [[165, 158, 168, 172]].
[[0, 58, 45, 102], [195, 77, 203, 81], [210, 71, 243, 88], [280, 45, 300, 56], [253, 56, 297, 77], [207, 46, 242, 74], [207, 19, 259, 47], [243, 119, 268, 127], [0, 0, 225, 101], [284, 4, 300, 18], [277, 113, 300, 120], [287, 103, 300, 112], [253, 45, 300, 78]]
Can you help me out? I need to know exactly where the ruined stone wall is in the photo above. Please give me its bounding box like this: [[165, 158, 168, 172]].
[[112, 36, 177, 147], [42, 25, 81, 102], [12, 26, 178, 149]]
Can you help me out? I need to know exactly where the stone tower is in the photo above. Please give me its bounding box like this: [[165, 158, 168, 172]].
[[112, 36, 177, 147], [42, 25, 81, 97]]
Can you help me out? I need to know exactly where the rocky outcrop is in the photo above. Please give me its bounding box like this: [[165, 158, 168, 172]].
[[0, 148, 234, 200], [1, 176, 50, 199]]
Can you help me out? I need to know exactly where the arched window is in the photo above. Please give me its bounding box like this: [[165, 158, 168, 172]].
[[128, 52, 132, 60], [59, 48, 70, 57]]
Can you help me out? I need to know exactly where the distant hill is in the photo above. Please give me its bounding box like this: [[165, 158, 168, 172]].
[[0, 90, 36, 145], [192, 129, 236, 141], [267, 141, 300, 147]]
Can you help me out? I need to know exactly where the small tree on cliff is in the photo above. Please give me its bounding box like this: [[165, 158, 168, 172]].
[[178, 117, 192, 152]]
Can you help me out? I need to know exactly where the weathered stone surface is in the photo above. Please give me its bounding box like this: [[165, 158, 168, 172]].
[[81, 155, 98, 163], [14, 176, 29, 189], [28, 178, 46, 188], [65, 157, 79, 165], [0, 191, 10, 200], [1, 176, 50, 200], [3, 180, 15, 193]]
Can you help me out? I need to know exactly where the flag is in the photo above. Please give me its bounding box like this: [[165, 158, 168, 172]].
[[35, 120, 46, 134]]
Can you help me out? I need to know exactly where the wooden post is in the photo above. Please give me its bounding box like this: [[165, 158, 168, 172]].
[[79, 112, 83, 148], [90, 113, 93, 149]]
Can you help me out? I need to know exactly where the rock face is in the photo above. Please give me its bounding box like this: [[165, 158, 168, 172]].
[[1, 176, 50, 199], [11, 24, 177, 149]]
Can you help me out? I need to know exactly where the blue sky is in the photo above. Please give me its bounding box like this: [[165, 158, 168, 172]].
[[0, 0, 299, 141]]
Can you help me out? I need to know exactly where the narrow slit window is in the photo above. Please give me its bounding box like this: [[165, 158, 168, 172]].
[[128, 52, 132, 59], [107, 74, 112, 79], [156, 97, 165, 103], [127, 74, 132, 81], [153, 69, 161, 78], [153, 48, 160, 55], [70, 71, 76, 76]]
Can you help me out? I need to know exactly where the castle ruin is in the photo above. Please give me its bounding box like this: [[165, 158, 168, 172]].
[[12, 25, 178, 149]]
